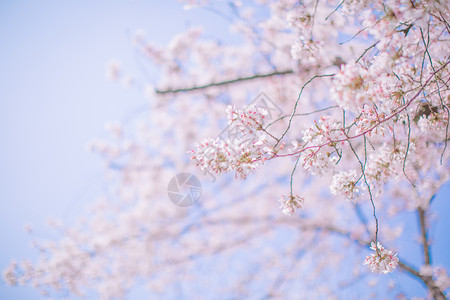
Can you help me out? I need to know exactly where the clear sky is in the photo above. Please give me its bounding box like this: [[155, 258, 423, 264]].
[[0, 1, 225, 298], [0, 1, 449, 299]]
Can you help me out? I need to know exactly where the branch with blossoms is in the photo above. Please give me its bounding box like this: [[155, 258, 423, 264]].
[[6, 1, 450, 299], [190, 52, 449, 276], [185, 3, 450, 290], [192, 60, 448, 190]]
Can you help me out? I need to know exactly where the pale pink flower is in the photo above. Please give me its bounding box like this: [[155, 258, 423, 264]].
[[330, 170, 360, 202], [278, 194, 304, 215], [364, 242, 399, 274]]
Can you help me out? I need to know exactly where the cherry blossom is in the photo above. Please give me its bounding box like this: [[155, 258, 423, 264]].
[[330, 170, 360, 202], [364, 242, 399, 274], [278, 194, 304, 215], [3, 0, 450, 299]]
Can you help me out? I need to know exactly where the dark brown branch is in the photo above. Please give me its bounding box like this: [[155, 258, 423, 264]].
[[418, 207, 432, 265], [398, 261, 447, 300], [398, 260, 420, 277], [154, 70, 294, 94]]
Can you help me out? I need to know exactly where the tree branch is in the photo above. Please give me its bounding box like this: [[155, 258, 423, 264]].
[[154, 70, 294, 94], [398, 261, 447, 300], [418, 206, 432, 266], [179, 214, 447, 299], [272, 61, 450, 160]]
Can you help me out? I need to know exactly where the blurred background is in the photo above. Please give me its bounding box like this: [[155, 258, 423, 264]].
[[0, 1, 224, 298], [1, 1, 449, 299]]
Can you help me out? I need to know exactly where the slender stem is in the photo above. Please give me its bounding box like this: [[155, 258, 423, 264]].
[[356, 41, 380, 63], [347, 138, 378, 245], [274, 73, 335, 148], [325, 0, 345, 21], [265, 105, 339, 129], [289, 154, 302, 197]]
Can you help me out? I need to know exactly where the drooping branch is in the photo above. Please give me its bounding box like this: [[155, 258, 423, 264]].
[[154, 70, 294, 94], [351, 195, 446, 299], [318, 220, 446, 299]]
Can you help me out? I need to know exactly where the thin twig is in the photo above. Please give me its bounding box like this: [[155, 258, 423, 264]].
[[403, 114, 416, 187], [274, 73, 335, 147], [420, 26, 450, 163], [290, 154, 302, 197], [325, 0, 345, 21], [310, 0, 320, 40], [356, 41, 380, 63], [347, 139, 379, 246], [265, 105, 339, 129]]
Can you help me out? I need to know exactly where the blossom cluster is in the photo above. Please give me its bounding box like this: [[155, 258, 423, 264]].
[[2, 261, 17, 286], [330, 51, 411, 121], [299, 116, 345, 175], [365, 144, 408, 188], [226, 104, 268, 140], [330, 61, 371, 111], [355, 105, 387, 136], [191, 137, 256, 179], [278, 194, 304, 216], [330, 170, 360, 202], [417, 104, 449, 138], [191, 104, 274, 179], [364, 242, 399, 274], [290, 38, 326, 69]]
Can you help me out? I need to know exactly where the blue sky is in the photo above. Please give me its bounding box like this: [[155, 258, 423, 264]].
[[0, 1, 218, 298], [0, 1, 449, 299]]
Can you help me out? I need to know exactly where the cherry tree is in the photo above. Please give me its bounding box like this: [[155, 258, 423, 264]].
[[3, 0, 450, 299]]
